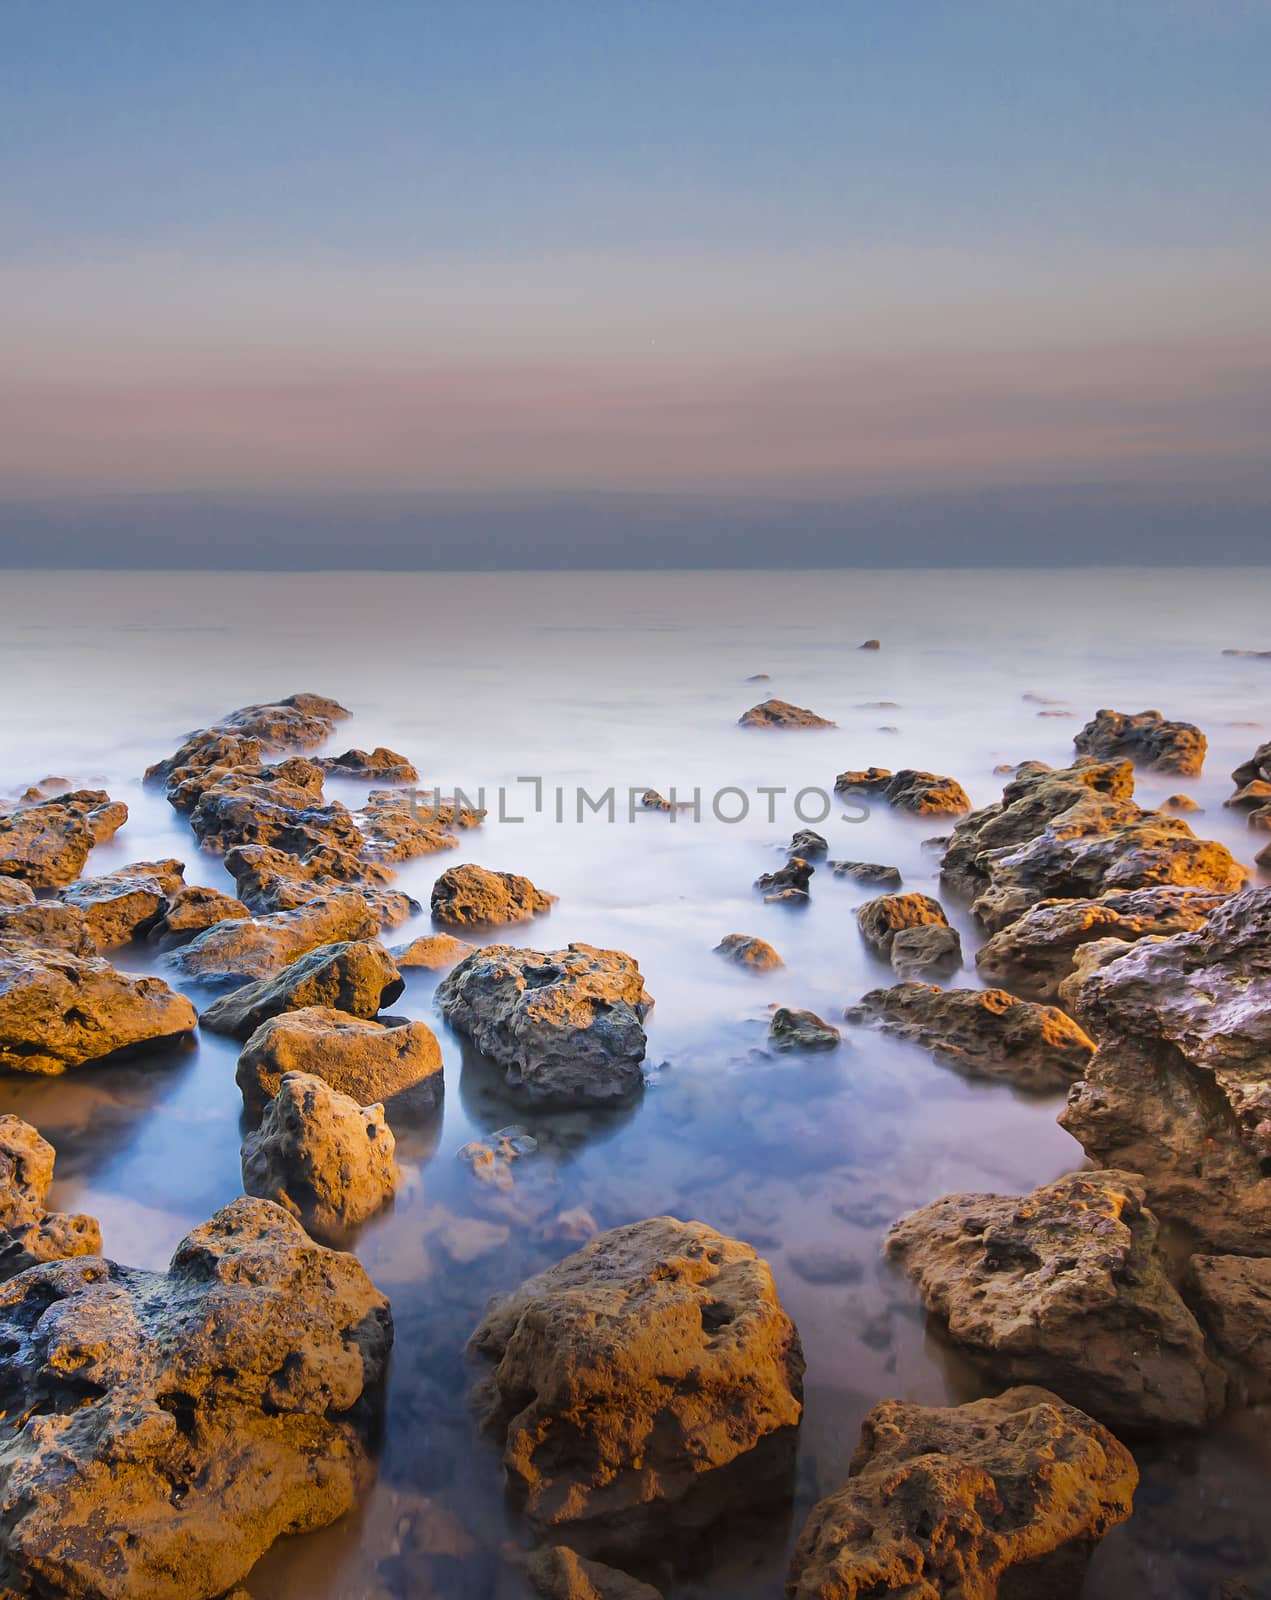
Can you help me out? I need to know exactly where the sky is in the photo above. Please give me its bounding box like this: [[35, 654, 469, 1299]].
[[2, 0, 1270, 566]]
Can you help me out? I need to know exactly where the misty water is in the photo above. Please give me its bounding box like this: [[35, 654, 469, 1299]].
[[3, 566, 1271, 1599]]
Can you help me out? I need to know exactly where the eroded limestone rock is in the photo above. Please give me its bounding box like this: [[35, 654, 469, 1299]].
[[739, 699, 835, 729], [1074, 707, 1207, 776], [714, 934, 783, 971], [0, 1115, 100, 1282], [236, 1005, 443, 1113], [200, 940, 404, 1041], [430, 863, 556, 928], [0, 791, 128, 889]]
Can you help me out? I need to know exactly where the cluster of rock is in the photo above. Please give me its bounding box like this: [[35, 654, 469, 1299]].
[[0, 789, 128, 888], [855, 892, 962, 979], [835, 767, 972, 817], [1073, 706, 1208, 776], [1227, 738, 1271, 859]]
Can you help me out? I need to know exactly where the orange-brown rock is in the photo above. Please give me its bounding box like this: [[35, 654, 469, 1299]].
[[715, 933, 783, 971], [0, 790, 128, 889], [1074, 707, 1207, 775], [430, 862, 556, 928], [0, 1115, 100, 1282], [526, 1546, 662, 1600], [236, 1005, 443, 1113], [199, 940, 404, 1041], [739, 699, 835, 729], [390, 932, 475, 970], [170, 891, 379, 985], [855, 892, 951, 960], [59, 859, 186, 948]]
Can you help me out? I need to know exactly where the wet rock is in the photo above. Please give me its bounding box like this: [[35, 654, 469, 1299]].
[[357, 789, 484, 864], [833, 767, 893, 794], [883, 769, 972, 817], [787, 828, 828, 860], [0, 901, 96, 957], [890, 923, 962, 979], [170, 891, 379, 986], [0, 790, 128, 889], [391, 932, 476, 970], [1075, 707, 1208, 776], [715, 934, 783, 971], [145, 693, 350, 784], [1060, 887, 1271, 1253], [241, 1072, 399, 1243], [1186, 1255, 1271, 1398], [0, 947, 197, 1074], [236, 1005, 443, 1114], [430, 863, 556, 928], [469, 1217, 803, 1552], [940, 759, 1247, 933], [827, 860, 902, 889], [847, 982, 1094, 1091], [738, 699, 835, 729], [0, 1196, 390, 1600], [1164, 793, 1202, 813], [149, 885, 252, 945], [1231, 739, 1271, 791], [527, 1546, 662, 1600], [167, 756, 326, 817], [316, 747, 419, 783], [755, 857, 813, 903], [786, 1387, 1137, 1600], [190, 785, 361, 858], [437, 943, 651, 1108], [223, 841, 398, 915], [975, 885, 1229, 1002], [769, 1007, 840, 1052], [855, 892, 950, 960], [200, 940, 405, 1041], [858, 638, 881, 650], [886, 1169, 1225, 1434], [0, 881, 35, 911], [639, 789, 671, 811], [0, 1115, 101, 1282], [59, 859, 186, 948]]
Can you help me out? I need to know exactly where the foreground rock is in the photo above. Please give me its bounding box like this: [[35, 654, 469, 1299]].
[[430, 863, 556, 928], [437, 943, 651, 1107], [715, 933, 783, 971], [391, 932, 475, 970], [786, 1387, 1137, 1600], [0, 947, 197, 1074], [59, 859, 186, 948], [241, 1072, 399, 1243], [526, 1545, 661, 1600], [974, 885, 1229, 1002], [200, 940, 404, 1041], [0, 1196, 390, 1600], [846, 983, 1094, 1091], [1074, 707, 1207, 776], [170, 891, 378, 985], [940, 759, 1247, 932], [0, 1115, 101, 1281], [0, 790, 128, 889], [1060, 886, 1271, 1252], [739, 699, 835, 729], [469, 1217, 803, 1552], [0, 901, 96, 957], [769, 1008, 840, 1051], [886, 1169, 1225, 1433], [236, 1005, 443, 1113]]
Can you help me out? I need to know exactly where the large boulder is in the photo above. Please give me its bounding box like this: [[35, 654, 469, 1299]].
[[1060, 886, 1271, 1253], [199, 940, 404, 1041], [0, 1115, 101, 1282], [886, 1169, 1225, 1434], [845, 982, 1094, 1092], [786, 1387, 1137, 1600], [169, 891, 378, 985], [436, 943, 652, 1107], [0, 946, 197, 1074], [0, 901, 96, 957], [241, 1072, 399, 1243], [430, 863, 556, 928], [974, 885, 1229, 1002], [738, 699, 834, 729], [0, 1197, 390, 1600], [0, 791, 128, 889], [59, 859, 186, 948], [469, 1217, 804, 1552], [144, 694, 350, 784], [1074, 707, 1207, 776], [236, 1005, 443, 1113]]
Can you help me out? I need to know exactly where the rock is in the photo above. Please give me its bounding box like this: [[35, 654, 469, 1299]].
[[315, 747, 419, 783], [786, 1387, 1136, 1600], [890, 923, 962, 979], [975, 885, 1229, 1002], [1186, 1255, 1271, 1398], [357, 789, 484, 864], [1261, 839, 1271, 874], [391, 932, 476, 970], [886, 1169, 1225, 1434], [236, 1005, 443, 1114], [827, 860, 902, 888], [170, 891, 379, 986], [738, 699, 835, 729], [0, 881, 35, 911], [437, 944, 651, 1108], [430, 863, 556, 928], [0, 790, 128, 888], [223, 841, 398, 914], [940, 759, 1247, 933], [200, 940, 405, 1041], [145, 693, 350, 784], [0, 1196, 390, 1600], [0, 901, 97, 957], [59, 859, 186, 948], [858, 638, 881, 650], [786, 828, 828, 859], [167, 756, 326, 817], [1059, 887, 1271, 1253], [769, 1007, 840, 1051], [241, 1072, 399, 1243], [149, 885, 252, 945], [755, 857, 813, 903], [1231, 739, 1271, 790], [846, 982, 1094, 1091], [0, 947, 197, 1074], [833, 767, 893, 794], [458, 1126, 537, 1189], [527, 1545, 662, 1600], [855, 892, 950, 960], [1223, 648, 1271, 659], [468, 1217, 803, 1552], [883, 769, 972, 817], [1075, 707, 1207, 776], [190, 785, 361, 858], [0, 1115, 101, 1282], [638, 789, 671, 811], [714, 934, 783, 971], [1164, 793, 1201, 812]]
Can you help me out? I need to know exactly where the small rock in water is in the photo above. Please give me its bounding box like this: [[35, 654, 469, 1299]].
[[858, 638, 881, 650], [855, 892, 951, 960], [150, 884, 251, 945], [833, 767, 893, 794], [769, 1007, 841, 1052], [1163, 792, 1202, 812], [200, 939, 405, 1040], [715, 933, 783, 971], [738, 698, 835, 729], [755, 857, 813, 903], [430, 862, 557, 928], [236, 1003, 443, 1113], [459, 1126, 538, 1188], [786, 828, 828, 859], [827, 860, 902, 889]]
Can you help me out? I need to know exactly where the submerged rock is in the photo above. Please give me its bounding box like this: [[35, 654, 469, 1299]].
[[755, 857, 814, 903], [827, 860, 902, 889], [0, 790, 128, 889], [886, 1169, 1225, 1434], [715, 933, 783, 971], [170, 891, 378, 985], [786, 1387, 1136, 1600], [59, 859, 185, 948], [469, 1217, 803, 1553], [0, 1115, 101, 1282], [769, 1007, 840, 1052], [739, 699, 835, 729], [437, 943, 651, 1107], [200, 940, 405, 1041], [236, 1005, 443, 1113], [0, 946, 197, 1074], [846, 982, 1094, 1091], [391, 932, 476, 970], [855, 892, 950, 960], [430, 863, 556, 928], [316, 747, 419, 783], [0, 1196, 390, 1600], [1074, 707, 1207, 776]]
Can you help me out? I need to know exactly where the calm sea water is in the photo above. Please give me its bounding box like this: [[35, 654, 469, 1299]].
[[2, 567, 1270, 1598]]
